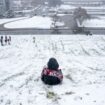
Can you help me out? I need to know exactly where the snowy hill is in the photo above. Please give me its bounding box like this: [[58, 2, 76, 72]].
[[0, 35, 105, 105]]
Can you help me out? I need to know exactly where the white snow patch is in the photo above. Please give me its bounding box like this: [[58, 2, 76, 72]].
[[82, 18, 105, 28], [59, 5, 76, 10], [0, 17, 28, 25], [59, 4, 105, 10], [4, 16, 52, 29]]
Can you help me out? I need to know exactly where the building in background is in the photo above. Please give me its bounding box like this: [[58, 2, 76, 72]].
[[62, 0, 104, 6], [0, 0, 45, 18]]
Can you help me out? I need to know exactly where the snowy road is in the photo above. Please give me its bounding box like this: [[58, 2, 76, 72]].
[[0, 35, 105, 105]]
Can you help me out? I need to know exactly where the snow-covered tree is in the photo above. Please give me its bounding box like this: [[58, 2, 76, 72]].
[[73, 7, 90, 24]]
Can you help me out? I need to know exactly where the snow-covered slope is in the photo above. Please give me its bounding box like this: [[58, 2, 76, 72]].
[[0, 35, 105, 105]]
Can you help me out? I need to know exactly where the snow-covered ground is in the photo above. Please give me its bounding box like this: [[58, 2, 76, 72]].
[[59, 5, 76, 10], [3, 16, 65, 29], [3, 15, 105, 29], [0, 17, 28, 25], [59, 4, 105, 10], [81, 17, 105, 28], [0, 35, 105, 105], [4, 16, 52, 29]]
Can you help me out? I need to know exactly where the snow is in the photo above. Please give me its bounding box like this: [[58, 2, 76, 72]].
[[57, 14, 66, 16], [0, 17, 28, 25], [83, 6, 105, 9], [0, 35, 105, 105], [59, 4, 105, 10], [82, 18, 105, 28], [4, 16, 52, 29], [59, 5, 76, 10]]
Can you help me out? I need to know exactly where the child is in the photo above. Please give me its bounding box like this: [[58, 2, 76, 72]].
[[5, 36, 8, 45], [0, 36, 3, 46], [41, 58, 63, 85]]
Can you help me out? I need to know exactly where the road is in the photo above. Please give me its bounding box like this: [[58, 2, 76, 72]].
[[0, 27, 105, 35]]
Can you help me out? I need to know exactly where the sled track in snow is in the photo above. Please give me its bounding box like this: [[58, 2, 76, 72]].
[[0, 72, 25, 87]]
